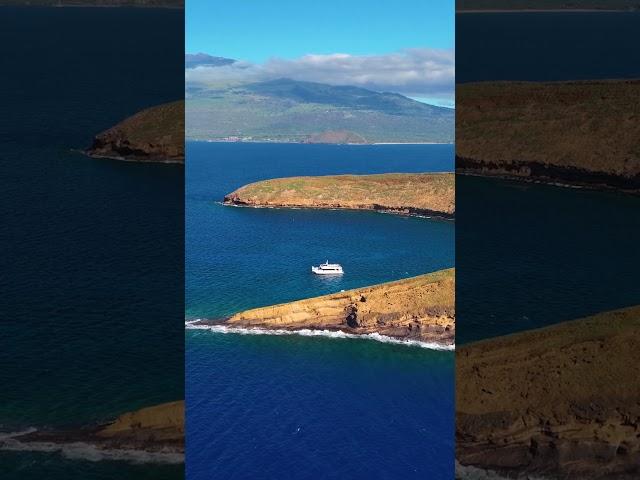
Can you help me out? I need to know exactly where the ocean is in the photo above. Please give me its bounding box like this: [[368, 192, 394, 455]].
[[456, 11, 640, 344], [186, 142, 455, 479], [457, 11, 640, 83], [457, 175, 640, 344], [0, 7, 183, 479]]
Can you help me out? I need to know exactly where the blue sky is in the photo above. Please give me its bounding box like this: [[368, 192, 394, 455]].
[[187, 0, 454, 62], [186, 0, 455, 106]]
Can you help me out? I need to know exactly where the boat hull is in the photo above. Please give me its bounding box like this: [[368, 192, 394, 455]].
[[311, 267, 343, 275]]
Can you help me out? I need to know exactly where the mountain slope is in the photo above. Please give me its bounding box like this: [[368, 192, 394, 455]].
[[186, 78, 454, 143]]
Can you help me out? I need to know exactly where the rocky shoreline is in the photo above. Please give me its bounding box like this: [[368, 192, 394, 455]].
[[86, 101, 184, 164], [223, 173, 455, 219], [194, 269, 455, 347], [456, 306, 640, 479], [457, 156, 640, 193], [1, 401, 184, 460]]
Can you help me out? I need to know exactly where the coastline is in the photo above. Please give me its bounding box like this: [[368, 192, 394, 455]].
[[1, 401, 185, 463], [222, 201, 455, 221], [84, 151, 185, 165], [222, 173, 455, 219], [187, 321, 455, 351], [190, 269, 455, 348]]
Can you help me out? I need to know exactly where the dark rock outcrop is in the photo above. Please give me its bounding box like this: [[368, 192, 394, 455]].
[[86, 101, 184, 164]]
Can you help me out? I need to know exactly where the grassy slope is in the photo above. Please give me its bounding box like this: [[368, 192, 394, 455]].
[[224, 173, 455, 217], [186, 80, 454, 143], [457, 305, 640, 478], [87, 100, 184, 163], [226, 269, 455, 344], [457, 80, 640, 187]]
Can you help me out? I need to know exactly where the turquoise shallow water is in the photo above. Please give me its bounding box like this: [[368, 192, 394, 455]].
[[186, 142, 456, 479]]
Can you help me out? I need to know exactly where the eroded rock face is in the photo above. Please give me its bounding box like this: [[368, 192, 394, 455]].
[[219, 269, 455, 346], [86, 101, 184, 164], [456, 306, 640, 479]]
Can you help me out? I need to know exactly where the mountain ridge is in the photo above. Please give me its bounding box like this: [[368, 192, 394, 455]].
[[187, 78, 454, 143]]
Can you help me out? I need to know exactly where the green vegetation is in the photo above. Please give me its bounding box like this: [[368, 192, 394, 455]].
[[186, 79, 454, 143]]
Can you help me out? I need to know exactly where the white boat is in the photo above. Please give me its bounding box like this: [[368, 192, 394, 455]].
[[311, 261, 344, 275]]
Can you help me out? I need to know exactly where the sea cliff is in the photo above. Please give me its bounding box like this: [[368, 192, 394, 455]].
[[457, 80, 640, 192], [201, 269, 455, 346], [223, 173, 455, 218], [456, 306, 640, 479], [86, 101, 184, 163]]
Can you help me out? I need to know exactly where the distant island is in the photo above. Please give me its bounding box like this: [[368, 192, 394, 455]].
[[457, 305, 640, 478], [4, 401, 184, 460], [86, 101, 184, 164], [457, 0, 640, 11], [457, 80, 640, 192], [186, 78, 454, 144], [195, 269, 455, 347], [223, 173, 455, 218]]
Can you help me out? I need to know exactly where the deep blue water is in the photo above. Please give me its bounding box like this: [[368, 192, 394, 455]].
[[456, 12, 640, 343], [186, 142, 455, 479], [0, 7, 183, 479], [186, 142, 454, 319], [457, 176, 640, 344], [457, 12, 640, 82]]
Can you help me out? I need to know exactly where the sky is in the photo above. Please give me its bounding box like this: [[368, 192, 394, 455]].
[[186, 0, 455, 106]]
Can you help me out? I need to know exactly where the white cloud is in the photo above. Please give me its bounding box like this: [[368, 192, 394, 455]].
[[186, 48, 454, 102]]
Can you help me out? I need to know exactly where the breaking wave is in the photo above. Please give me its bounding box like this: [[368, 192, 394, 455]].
[[0, 430, 184, 464], [185, 320, 454, 351]]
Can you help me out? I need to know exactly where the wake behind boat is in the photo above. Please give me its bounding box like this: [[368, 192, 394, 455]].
[[312, 261, 344, 275]]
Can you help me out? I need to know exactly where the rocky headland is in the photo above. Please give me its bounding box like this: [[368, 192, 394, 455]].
[[86, 101, 184, 163], [223, 173, 455, 218], [196, 269, 455, 346], [457, 80, 640, 192], [3, 401, 184, 459], [456, 305, 640, 479]]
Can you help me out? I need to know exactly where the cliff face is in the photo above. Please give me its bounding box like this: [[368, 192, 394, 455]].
[[457, 306, 640, 479], [223, 269, 455, 345], [457, 80, 640, 191], [223, 173, 455, 218], [86, 101, 184, 163]]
